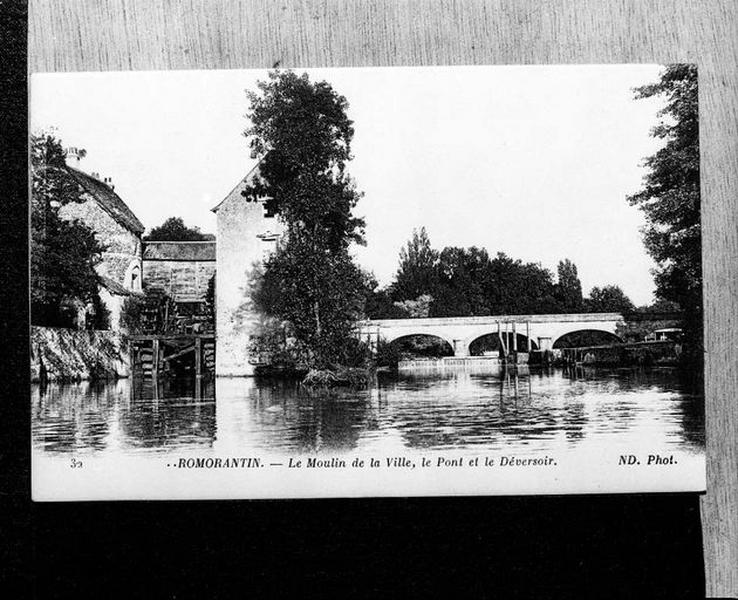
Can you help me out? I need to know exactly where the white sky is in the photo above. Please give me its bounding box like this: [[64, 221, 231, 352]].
[[31, 64, 667, 305]]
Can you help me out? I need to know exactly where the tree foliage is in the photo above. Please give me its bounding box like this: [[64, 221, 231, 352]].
[[627, 65, 701, 358], [370, 228, 573, 318], [393, 227, 438, 301], [31, 132, 107, 328], [471, 252, 560, 317], [555, 259, 584, 312], [363, 284, 410, 320], [584, 285, 635, 313], [244, 70, 364, 251], [145, 217, 212, 241], [367, 228, 636, 319], [244, 70, 369, 369], [431, 246, 492, 317], [251, 234, 369, 367]]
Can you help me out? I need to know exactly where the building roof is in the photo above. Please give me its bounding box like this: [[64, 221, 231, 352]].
[[211, 157, 264, 213], [99, 275, 133, 296], [143, 240, 216, 261], [65, 166, 145, 234]]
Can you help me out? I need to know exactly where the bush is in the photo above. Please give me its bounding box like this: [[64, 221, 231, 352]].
[[302, 366, 373, 388], [248, 318, 311, 369], [90, 294, 111, 330], [375, 338, 400, 368], [334, 336, 373, 369], [119, 294, 145, 334]]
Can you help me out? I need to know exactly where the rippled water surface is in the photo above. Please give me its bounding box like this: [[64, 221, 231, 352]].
[[32, 367, 704, 457]]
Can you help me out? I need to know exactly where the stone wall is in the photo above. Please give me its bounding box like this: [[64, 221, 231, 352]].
[[59, 195, 142, 287], [30, 326, 130, 382], [142, 259, 215, 302]]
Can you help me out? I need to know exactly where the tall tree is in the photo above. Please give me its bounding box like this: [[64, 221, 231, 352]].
[[431, 246, 491, 317], [145, 217, 212, 241], [480, 252, 560, 316], [244, 70, 364, 251], [627, 65, 701, 359], [244, 70, 367, 369], [392, 227, 438, 302], [555, 259, 584, 312], [31, 132, 106, 327]]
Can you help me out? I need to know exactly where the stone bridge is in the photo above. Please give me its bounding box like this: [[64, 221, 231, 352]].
[[358, 313, 626, 357]]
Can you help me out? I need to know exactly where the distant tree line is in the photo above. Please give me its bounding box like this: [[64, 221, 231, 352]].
[[365, 227, 637, 320]]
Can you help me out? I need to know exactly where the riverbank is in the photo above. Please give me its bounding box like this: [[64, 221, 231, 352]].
[[31, 326, 130, 383]]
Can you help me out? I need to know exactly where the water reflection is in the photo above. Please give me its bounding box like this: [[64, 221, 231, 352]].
[[33, 378, 216, 454], [31, 367, 705, 456]]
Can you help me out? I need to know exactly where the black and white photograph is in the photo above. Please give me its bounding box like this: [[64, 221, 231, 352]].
[[29, 63, 704, 500]]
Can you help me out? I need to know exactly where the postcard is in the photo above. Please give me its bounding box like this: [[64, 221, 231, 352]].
[[30, 64, 705, 500]]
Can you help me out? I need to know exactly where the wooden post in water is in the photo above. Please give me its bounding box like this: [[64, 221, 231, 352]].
[[512, 323, 518, 352], [195, 337, 203, 401], [195, 336, 202, 379], [152, 338, 159, 381], [526, 322, 531, 352]]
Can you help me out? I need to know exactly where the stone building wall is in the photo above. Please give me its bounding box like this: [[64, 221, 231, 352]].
[[142, 259, 216, 302], [59, 195, 143, 289], [213, 170, 284, 376]]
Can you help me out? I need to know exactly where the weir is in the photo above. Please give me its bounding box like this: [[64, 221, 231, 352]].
[[398, 356, 505, 373]]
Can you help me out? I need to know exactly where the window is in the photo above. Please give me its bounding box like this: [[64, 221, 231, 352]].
[[129, 265, 141, 292]]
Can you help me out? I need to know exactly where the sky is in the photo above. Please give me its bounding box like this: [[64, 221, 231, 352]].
[[31, 64, 668, 305]]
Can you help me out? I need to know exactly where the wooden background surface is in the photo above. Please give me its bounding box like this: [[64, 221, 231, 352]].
[[28, 1, 738, 596]]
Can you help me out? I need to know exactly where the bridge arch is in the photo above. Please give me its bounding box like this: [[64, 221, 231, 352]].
[[466, 332, 539, 356], [384, 333, 456, 357], [552, 329, 623, 348]]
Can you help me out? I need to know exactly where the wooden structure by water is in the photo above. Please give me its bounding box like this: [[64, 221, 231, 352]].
[[560, 340, 678, 367], [129, 282, 216, 381], [130, 334, 215, 379]]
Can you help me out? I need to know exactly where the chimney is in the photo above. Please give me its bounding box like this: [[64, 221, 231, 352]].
[[64, 147, 83, 171], [103, 176, 115, 190]]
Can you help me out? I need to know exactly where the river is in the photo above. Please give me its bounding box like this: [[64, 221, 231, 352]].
[[32, 366, 704, 458]]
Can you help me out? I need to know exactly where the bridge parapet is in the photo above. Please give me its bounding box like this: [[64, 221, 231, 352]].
[[361, 312, 625, 328]]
